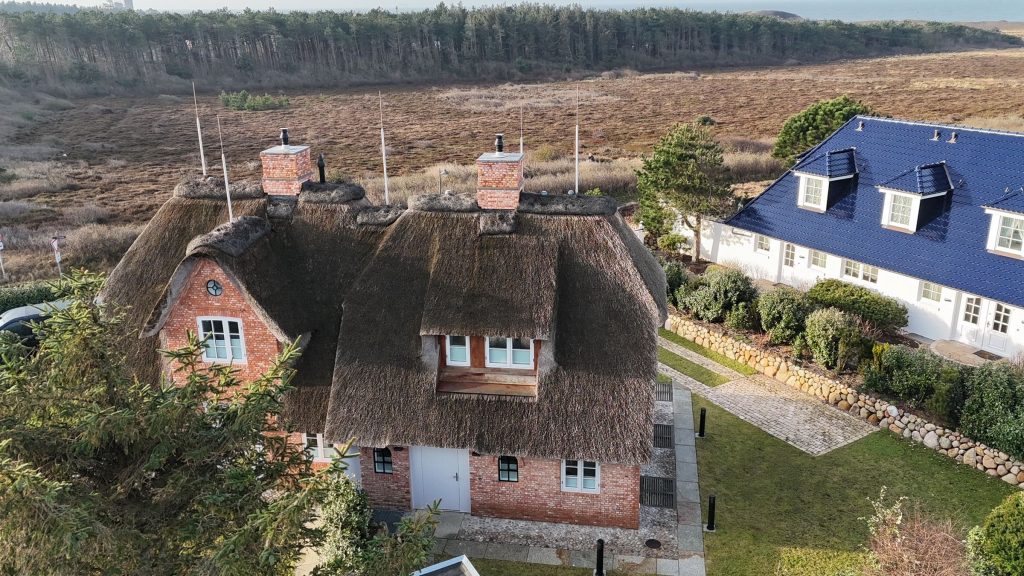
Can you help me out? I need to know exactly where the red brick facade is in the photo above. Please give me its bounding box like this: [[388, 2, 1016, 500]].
[[476, 154, 524, 210], [259, 145, 313, 196], [360, 446, 411, 510], [469, 454, 640, 529]]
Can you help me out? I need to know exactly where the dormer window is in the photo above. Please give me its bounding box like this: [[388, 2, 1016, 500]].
[[877, 163, 953, 234], [983, 209, 1024, 258], [798, 175, 827, 211], [881, 191, 917, 231], [445, 335, 470, 366], [486, 337, 534, 369]]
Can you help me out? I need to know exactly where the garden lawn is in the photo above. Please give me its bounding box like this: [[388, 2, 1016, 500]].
[[693, 396, 1017, 576], [658, 347, 730, 387], [659, 328, 757, 376], [468, 558, 624, 575]]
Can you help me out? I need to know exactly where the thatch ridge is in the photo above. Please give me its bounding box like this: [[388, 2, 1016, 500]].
[[299, 181, 367, 204], [517, 192, 617, 215], [186, 216, 271, 258], [356, 206, 405, 226], [408, 192, 478, 212], [478, 211, 516, 235], [174, 175, 264, 199]]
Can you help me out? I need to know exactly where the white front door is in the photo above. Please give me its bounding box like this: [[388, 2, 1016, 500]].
[[984, 302, 1012, 353], [957, 295, 984, 347], [410, 447, 470, 512]]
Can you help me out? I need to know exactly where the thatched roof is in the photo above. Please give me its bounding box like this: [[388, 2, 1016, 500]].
[[106, 184, 666, 464]]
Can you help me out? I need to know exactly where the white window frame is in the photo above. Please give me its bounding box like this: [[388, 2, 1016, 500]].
[[984, 208, 1024, 257], [842, 259, 878, 284], [919, 281, 942, 302], [445, 335, 471, 367], [796, 174, 828, 211], [196, 316, 246, 363], [783, 243, 796, 267], [560, 459, 600, 493], [754, 234, 771, 253], [303, 433, 338, 462], [879, 188, 931, 233], [992, 303, 1012, 334], [485, 337, 535, 369], [809, 250, 827, 270]]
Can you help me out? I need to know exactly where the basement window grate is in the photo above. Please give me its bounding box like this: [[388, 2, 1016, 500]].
[[655, 380, 673, 402], [640, 475, 675, 508], [653, 424, 674, 449]]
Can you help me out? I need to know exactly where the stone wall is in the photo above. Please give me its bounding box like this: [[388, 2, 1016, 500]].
[[665, 315, 1024, 490]]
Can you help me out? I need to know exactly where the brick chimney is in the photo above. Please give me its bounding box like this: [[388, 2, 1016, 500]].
[[260, 128, 313, 196], [476, 133, 524, 210]]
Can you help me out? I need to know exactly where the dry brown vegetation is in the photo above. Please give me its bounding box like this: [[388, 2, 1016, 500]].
[[868, 513, 969, 576], [2, 47, 1024, 281]]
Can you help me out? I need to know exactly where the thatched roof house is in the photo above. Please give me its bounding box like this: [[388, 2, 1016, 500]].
[[105, 141, 665, 468]]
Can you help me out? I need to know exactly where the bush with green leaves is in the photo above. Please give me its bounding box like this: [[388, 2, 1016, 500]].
[[682, 267, 756, 323], [757, 287, 811, 344], [807, 279, 908, 334], [725, 301, 758, 331], [772, 95, 874, 163], [220, 90, 290, 111], [862, 343, 969, 424], [657, 233, 688, 253], [804, 307, 861, 370], [959, 363, 1024, 459], [663, 260, 690, 307], [967, 492, 1024, 576], [792, 333, 808, 360], [0, 280, 57, 315]]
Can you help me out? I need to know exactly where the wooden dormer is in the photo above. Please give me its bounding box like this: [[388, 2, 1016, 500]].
[[435, 335, 540, 398]]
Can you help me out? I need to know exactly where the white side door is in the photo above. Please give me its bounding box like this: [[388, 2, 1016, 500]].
[[957, 295, 984, 347], [983, 302, 1012, 354], [341, 445, 361, 486], [410, 447, 471, 512]]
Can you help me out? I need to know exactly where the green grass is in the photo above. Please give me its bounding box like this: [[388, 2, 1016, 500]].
[[658, 347, 730, 387], [469, 558, 625, 575], [660, 328, 758, 376], [693, 395, 1017, 576]]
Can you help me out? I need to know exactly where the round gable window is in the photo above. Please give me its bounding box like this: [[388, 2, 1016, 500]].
[[206, 280, 223, 296]]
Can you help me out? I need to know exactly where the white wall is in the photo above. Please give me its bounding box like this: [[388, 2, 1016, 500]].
[[701, 221, 1024, 358]]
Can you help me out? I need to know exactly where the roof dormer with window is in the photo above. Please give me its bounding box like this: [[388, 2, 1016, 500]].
[[434, 334, 541, 398], [983, 192, 1024, 259], [792, 148, 858, 212], [877, 162, 953, 234]]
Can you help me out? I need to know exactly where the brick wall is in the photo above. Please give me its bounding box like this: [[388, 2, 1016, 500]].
[[360, 446, 411, 510], [260, 147, 312, 196], [470, 454, 640, 529], [160, 258, 282, 384], [476, 158, 523, 210]]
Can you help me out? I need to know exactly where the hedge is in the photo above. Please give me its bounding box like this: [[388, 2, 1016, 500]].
[[804, 307, 861, 370], [757, 287, 809, 344], [806, 279, 908, 334], [968, 493, 1024, 576], [863, 343, 969, 425], [683, 267, 756, 323], [0, 281, 57, 315], [960, 363, 1024, 459]]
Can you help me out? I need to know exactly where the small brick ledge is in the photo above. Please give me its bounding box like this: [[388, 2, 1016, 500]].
[[665, 314, 1024, 489]]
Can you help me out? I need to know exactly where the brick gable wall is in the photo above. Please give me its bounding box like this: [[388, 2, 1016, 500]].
[[469, 454, 640, 529], [360, 446, 411, 510]]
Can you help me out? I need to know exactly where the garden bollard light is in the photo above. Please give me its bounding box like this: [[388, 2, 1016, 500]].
[[706, 495, 717, 532]]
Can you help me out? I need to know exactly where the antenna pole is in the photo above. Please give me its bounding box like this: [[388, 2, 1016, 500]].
[[574, 83, 580, 195], [217, 116, 234, 222], [519, 103, 524, 154], [193, 82, 208, 177], [379, 91, 390, 205]]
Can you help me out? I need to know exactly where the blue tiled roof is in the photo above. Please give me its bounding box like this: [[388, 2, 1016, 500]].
[[984, 191, 1024, 215], [793, 147, 857, 178], [726, 116, 1024, 308], [878, 162, 952, 195]]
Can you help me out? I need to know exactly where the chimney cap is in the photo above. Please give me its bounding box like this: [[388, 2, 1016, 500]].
[[280, 128, 290, 146], [495, 133, 505, 154]]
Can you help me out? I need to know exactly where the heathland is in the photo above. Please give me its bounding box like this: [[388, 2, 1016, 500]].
[[2, 43, 1024, 281]]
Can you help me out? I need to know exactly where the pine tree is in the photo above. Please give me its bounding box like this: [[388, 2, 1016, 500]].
[[772, 95, 874, 164]]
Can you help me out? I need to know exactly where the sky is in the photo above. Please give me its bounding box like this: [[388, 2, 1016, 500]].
[[76, 0, 1024, 22]]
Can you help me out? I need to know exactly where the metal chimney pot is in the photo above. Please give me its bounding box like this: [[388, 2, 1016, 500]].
[[280, 128, 290, 146], [317, 152, 326, 183], [495, 133, 504, 153]]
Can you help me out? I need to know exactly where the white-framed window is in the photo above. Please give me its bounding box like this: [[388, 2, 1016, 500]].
[[996, 214, 1024, 253], [561, 460, 599, 493], [809, 250, 827, 269], [879, 189, 929, 233], [992, 303, 1011, 334], [888, 194, 913, 227], [783, 243, 796, 267], [963, 296, 981, 325], [445, 335, 470, 366], [197, 317, 245, 362], [920, 281, 942, 302], [304, 433, 339, 462], [798, 175, 827, 210], [842, 260, 878, 284], [485, 337, 534, 369], [754, 234, 770, 253]]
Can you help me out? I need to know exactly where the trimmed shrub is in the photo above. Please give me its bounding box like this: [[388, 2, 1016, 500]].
[[960, 363, 1024, 459], [863, 344, 969, 424], [807, 279, 908, 334], [657, 233, 687, 253], [683, 267, 756, 323], [725, 301, 758, 331], [757, 287, 810, 344], [791, 333, 808, 360], [967, 493, 1024, 576], [0, 281, 56, 315], [804, 307, 861, 370], [219, 90, 289, 111], [663, 261, 690, 307]]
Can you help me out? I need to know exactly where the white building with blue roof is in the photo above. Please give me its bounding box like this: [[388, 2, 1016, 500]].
[[700, 116, 1024, 358]]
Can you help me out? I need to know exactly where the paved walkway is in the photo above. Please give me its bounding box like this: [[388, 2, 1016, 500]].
[[673, 387, 707, 576], [930, 339, 993, 367], [659, 336, 745, 379], [659, 363, 876, 456]]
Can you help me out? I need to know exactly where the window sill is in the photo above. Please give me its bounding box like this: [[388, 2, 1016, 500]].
[[438, 366, 537, 398], [881, 223, 916, 234], [202, 358, 248, 365], [560, 487, 601, 495], [988, 248, 1024, 261], [796, 204, 826, 213]]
